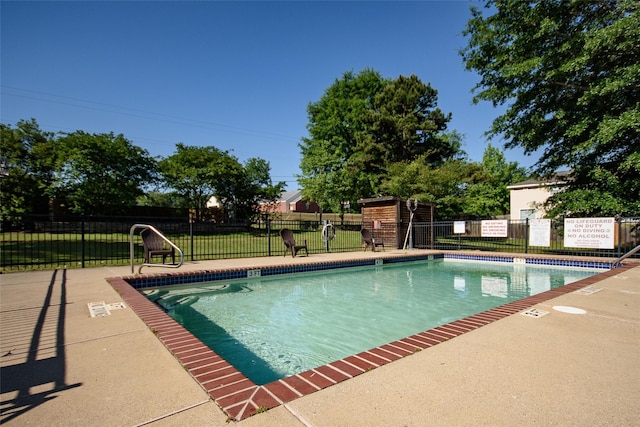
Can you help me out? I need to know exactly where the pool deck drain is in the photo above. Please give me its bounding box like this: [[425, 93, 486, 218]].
[[574, 285, 602, 295], [520, 308, 549, 318]]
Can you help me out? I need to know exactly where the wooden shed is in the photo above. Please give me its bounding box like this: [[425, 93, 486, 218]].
[[358, 196, 435, 249]]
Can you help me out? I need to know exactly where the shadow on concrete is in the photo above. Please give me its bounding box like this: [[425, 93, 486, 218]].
[[0, 269, 82, 423]]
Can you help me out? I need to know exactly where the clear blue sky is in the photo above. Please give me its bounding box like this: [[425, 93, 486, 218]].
[[1, 1, 532, 190]]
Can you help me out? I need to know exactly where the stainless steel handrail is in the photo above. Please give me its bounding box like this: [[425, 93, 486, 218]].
[[612, 243, 640, 268], [130, 224, 184, 274]]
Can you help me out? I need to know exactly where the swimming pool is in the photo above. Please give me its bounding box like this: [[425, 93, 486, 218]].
[[108, 252, 617, 420], [144, 259, 599, 385]]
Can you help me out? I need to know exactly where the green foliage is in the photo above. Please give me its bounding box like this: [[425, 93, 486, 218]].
[[464, 144, 529, 218], [219, 157, 286, 221], [0, 119, 56, 216], [381, 143, 529, 220], [159, 144, 284, 222], [299, 69, 388, 212], [461, 0, 640, 217], [51, 131, 158, 215], [382, 157, 481, 220], [3, 120, 283, 220], [159, 143, 238, 221], [136, 190, 183, 208], [546, 165, 640, 217], [299, 69, 456, 212]]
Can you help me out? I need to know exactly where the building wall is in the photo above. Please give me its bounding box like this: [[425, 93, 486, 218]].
[[509, 186, 551, 220], [290, 200, 320, 213]]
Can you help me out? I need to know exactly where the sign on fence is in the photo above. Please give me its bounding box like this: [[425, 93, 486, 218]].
[[529, 219, 551, 247], [453, 221, 466, 234], [481, 220, 508, 237], [564, 217, 615, 249]]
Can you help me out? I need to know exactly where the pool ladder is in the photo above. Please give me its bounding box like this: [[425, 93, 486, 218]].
[[130, 224, 184, 274], [612, 243, 640, 268]]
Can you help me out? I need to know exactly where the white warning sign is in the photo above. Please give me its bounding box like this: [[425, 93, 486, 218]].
[[564, 217, 615, 249], [481, 220, 508, 237]]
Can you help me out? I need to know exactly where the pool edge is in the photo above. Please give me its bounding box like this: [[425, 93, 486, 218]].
[[106, 253, 632, 421]]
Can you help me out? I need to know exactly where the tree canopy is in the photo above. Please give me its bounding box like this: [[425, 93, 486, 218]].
[[298, 69, 457, 212], [52, 131, 158, 215], [461, 0, 640, 217], [159, 143, 284, 221], [0, 119, 56, 216], [2, 119, 283, 220]]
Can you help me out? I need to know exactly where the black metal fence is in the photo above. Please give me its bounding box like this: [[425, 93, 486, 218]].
[[0, 215, 367, 271], [1, 215, 638, 272], [414, 217, 639, 259]]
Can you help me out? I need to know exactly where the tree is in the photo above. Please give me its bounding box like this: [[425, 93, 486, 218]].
[[357, 74, 454, 166], [159, 144, 284, 222], [159, 144, 237, 222], [217, 158, 285, 221], [299, 69, 388, 213], [0, 119, 56, 216], [299, 69, 456, 212], [382, 155, 481, 221], [51, 131, 158, 215], [464, 144, 529, 218], [461, 0, 640, 217]]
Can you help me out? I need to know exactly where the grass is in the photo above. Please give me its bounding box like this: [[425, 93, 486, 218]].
[[0, 227, 366, 272], [2, 214, 626, 271]]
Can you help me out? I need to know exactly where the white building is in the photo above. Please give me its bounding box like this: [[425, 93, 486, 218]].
[[506, 172, 570, 220]]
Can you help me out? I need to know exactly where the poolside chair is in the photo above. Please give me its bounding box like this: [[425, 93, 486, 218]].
[[141, 228, 175, 264], [279, 228, 308, 257], [361, 228, 384, 252]]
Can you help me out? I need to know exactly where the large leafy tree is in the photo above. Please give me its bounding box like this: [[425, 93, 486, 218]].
[[461, 0, 640, 217], [0, 119, 56, 216], [218, 158, 285, 221], [299, 69, 387, 212], [299, 69, 455, 212], [159, 144, 284, 222], [51, 131, 158, 215], [464, 144, 529, 218], [159, 144, 237, 222], [382, 156, 481, 221]]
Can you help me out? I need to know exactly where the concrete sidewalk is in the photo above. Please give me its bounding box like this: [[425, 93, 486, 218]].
[[1, 253, 639, 426]]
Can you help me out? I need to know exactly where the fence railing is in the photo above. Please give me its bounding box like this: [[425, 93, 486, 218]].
[[416, 218, 639, 259], [1, 215, 638, 271]]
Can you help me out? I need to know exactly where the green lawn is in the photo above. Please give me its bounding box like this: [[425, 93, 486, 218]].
[[0, 227, 365, 272]]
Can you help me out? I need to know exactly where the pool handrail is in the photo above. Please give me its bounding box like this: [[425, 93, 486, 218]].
[[130, 224, 184, 274], [612, 243, 640, 268]]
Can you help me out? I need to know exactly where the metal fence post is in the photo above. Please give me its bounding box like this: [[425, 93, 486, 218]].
[[616, 216, 622, 258], [524, 218, 529, 254], [190, 222, 194, 261], [81, 218, 86, 268], [267, 218, 271, 256]]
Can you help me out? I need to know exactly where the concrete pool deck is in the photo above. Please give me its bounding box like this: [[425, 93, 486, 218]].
[[1, 250, 639, 426]]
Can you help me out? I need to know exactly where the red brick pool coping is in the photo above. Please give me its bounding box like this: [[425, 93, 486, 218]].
[[106, 256, 633, 421]]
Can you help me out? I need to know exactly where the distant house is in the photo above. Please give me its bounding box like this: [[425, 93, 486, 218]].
[[260, 190, 320, 214], [506, 171, 570, 220], [206, 196, 220, 208]]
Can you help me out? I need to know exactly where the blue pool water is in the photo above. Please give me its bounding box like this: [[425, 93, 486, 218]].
[[144, 260, 598, 385]]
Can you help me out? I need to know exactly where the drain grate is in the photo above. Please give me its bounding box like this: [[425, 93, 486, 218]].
[[520, 308, 549, 318], [107, 302, 126, 310], [575, 286, 602, 295]]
